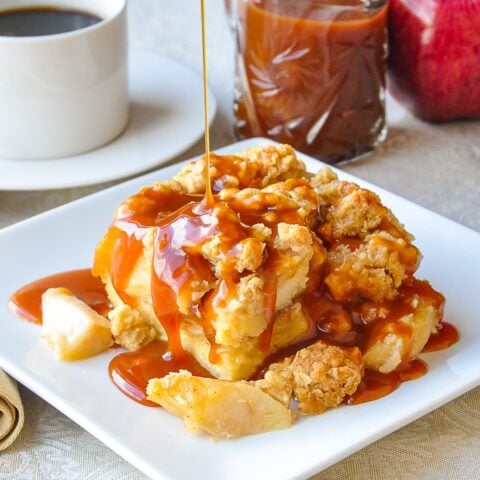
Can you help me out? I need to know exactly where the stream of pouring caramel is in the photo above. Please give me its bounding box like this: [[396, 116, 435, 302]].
[[200, 0, 214, 207]]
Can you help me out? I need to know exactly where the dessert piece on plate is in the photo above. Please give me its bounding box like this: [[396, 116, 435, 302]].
[[147, 370, 293, 439], [94, 145, 324, 381], [42, 287, 113, 361], [90, 144, 445, 437]]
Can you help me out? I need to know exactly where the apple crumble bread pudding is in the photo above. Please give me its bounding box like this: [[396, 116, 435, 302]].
[[10, 144, 458, 439], [88, 144, 447, 437]]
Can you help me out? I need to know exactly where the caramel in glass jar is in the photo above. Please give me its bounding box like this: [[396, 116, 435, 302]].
[[233, 0, 388, 163]]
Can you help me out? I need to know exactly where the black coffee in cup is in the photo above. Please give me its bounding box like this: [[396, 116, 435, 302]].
[[0, 6, 101, 37]]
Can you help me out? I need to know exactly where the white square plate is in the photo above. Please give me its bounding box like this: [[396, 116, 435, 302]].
[[1, 138, 480, 480]]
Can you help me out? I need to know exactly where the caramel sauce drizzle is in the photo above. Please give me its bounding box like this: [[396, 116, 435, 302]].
[[258, 250, 281, 352]]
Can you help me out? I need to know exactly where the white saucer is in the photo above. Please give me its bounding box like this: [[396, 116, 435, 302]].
[[0, 49, 217, 191]]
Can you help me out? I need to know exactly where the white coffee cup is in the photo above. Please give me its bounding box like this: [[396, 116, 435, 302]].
[[0, 0, 128, 160]]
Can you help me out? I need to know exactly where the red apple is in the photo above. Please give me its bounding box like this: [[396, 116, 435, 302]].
[[388, 0, 480, 122]]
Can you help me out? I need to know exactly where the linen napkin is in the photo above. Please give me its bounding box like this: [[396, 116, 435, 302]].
[[0, 369, 24, 450]]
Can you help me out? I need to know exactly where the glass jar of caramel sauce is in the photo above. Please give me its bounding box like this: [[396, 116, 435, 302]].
[[227, 0, 388, 164]]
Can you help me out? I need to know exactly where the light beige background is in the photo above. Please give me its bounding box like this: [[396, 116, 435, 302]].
[[1, 1, 479, 479]]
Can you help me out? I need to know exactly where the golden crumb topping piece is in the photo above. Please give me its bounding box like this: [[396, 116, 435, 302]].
[[173, 144, 306, 194], [326, 232, 421, 302], [219, 178, 318, 228], [313, 168, 413, 243], [289, 342, 363, 414], [257, 340, 363, 415], [325, 189, 388, 238]]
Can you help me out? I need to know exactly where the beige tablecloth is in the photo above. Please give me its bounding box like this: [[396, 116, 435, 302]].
[[1, 1, 479, 479]]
